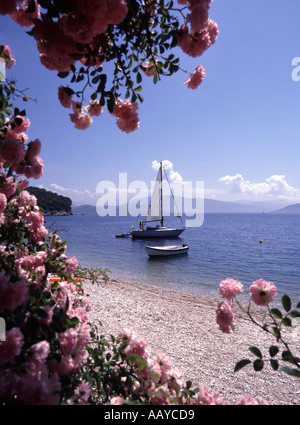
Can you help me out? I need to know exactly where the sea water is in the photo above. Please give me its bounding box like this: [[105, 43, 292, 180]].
[[45, 212, 300, 301]]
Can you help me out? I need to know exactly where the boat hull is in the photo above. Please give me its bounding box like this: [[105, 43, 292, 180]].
[[131, 227, 185, 239], [146, 244, 189, 257]]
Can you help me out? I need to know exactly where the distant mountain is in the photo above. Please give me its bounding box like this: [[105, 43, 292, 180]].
[[271, 203, 300, 214], [72, 205, 96, 214], [203, 199, 259, 213], [73, 198, 283, 215]]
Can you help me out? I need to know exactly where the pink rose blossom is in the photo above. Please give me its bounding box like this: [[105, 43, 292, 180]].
[[65, 256, 78, 275], [111, 396, 124, 405], [249, 278, 277, 306], [0, 1, 18, 15], [17, 190, 37, 208], [216, 301, 236, 334], [187, 2, 209, 33], [71, 381, 92, 405], [0, 44, 16, 68], [184, 64, 206, 89], [26, 139, 41, 161], [236, 395, 268, 405], [12, 116, 30, 133], [10, 0, 41, 27], [193, 386, 226, 405], [86, 100, 103, 117], [70, 111, 93, 130], [0, 177, 16, 198], [0, 138, 25, 165], [59, 328, 78, 356], [17, 178, 29, 190], [218, 278, 243, 300], [0, 327, 24, 365], [58, 86, 73, 108], [142, 61, 157, 77], [111, 99, 140, 133], [0, 193, 6, 213], [0, 275, 29, 313]]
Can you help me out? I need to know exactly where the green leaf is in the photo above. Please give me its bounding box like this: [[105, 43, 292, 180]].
[[282, 317, 292, 327], [234, 359, 251, 372], [282, 295, 291, 312], [280, 367, 300, 378], [290, 310, 300, 318], [269, 345, 279, 357], [57, 71, 69, 79], [282, 350, 293, 362], [253, 359, 264, 371], [270, 359, 279, 371], [270, 308, 282, 319], [136, 72, 142, 84], [249, 346, 262, 359]]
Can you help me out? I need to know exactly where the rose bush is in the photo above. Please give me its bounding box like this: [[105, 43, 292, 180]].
[[0, 0, 219, 131], [216, 278, 300, 378]]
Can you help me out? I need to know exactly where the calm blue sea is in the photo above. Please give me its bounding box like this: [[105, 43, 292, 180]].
[[45, 212, 300, 301]]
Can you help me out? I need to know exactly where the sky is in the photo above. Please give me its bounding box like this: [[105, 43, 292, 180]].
[[1, 0, 300, 207]]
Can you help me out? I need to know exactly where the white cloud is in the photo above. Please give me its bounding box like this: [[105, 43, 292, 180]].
[[152, 160, 185, 185], [50, 183, 97, 203], [219, 173, 300, 200]]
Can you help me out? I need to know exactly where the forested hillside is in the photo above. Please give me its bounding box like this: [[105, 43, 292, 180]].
[[27, 187, 72, 215]]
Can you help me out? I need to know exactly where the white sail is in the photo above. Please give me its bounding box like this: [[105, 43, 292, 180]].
[[146, 162, 162, 223]]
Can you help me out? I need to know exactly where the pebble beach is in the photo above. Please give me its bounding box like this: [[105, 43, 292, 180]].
[[85, 276, 300, 405]]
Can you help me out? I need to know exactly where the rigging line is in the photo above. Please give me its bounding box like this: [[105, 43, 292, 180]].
[[162, 164, 184, 226]]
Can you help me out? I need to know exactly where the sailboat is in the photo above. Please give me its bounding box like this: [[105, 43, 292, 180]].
[[131, 161, 185, 239]]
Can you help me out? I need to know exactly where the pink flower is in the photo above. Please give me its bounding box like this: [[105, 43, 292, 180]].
[[58, 86, 73, 108], [71, 381, 92, 405], [12, 116, 30, 133], [17, 190, 37, 208], [111, 396, 124, 405], [218, 278, 243, 300], [142, 61, 157, 77], [10, 0, 41, 27], [0, 1, 18, 15], [26, 340, 50, 374], [65, 256, 78, 275], [236, 395, 268, 405], [86, 100, 103, 117], [0, 275, 29, 313], [193, 386, 226, 405], [17, 178, 29, 190], [0, 138, 25, 165], [184, 64, 206, 89], [69, 111, 93, 130], [59, 328, 78, 356], [26, 139, 41, 161], [111, 99, 139, 133], [0, 177, 16, 198], [249, 279, 277, 306], [216, 301, 236, 334], [124, 335, 148, 361], [0, 44, 16, 68], [187, 1, 209, 33], [0, 327, 24, 365], [0, 193, 6, 213]]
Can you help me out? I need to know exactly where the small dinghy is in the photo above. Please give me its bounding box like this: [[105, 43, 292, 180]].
[[115, 232, 131, 238], [146, 244, 189, 257]]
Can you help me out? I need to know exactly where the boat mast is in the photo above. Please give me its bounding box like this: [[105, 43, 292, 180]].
[[160, 161, 164, 227]]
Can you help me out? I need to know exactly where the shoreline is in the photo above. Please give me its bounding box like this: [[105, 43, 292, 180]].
[[84, 275, 299, 405]]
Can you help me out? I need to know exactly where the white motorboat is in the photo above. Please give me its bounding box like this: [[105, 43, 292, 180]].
[[131, 161, 185, 239], [146, 244, 189, 257]]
